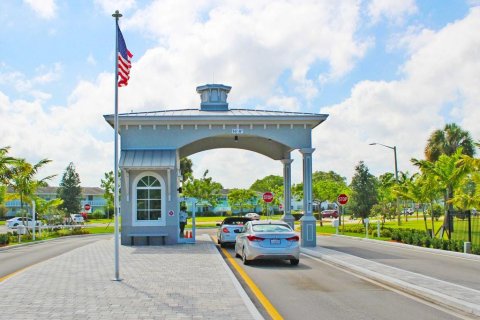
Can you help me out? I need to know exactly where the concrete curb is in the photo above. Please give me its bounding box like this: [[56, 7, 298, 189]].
[[330, 234, 480, 261], [301, 247, 480, 317], [0, 233, 112, 252]]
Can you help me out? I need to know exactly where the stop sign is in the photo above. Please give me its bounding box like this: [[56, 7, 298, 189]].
[[337, 194, 348, 205], [263, 192, 274, 203], [84, 204, 91, 211]]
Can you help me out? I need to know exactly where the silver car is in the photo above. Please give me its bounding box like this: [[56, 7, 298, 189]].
[[216, 217, 252, 247], [234, 220, 300, 266]]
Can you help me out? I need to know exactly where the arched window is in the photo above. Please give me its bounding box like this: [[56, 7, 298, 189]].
[[135, 175, 162, 221]]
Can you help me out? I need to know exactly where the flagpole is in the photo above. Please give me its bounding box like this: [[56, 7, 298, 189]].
[[112, 9, 122, 281]]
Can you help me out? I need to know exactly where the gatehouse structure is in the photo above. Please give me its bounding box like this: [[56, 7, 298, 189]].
[[104, 84, 328, 247]]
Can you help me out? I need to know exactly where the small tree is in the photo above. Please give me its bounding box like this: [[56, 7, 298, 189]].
[[100, 171, 114, 219], [183, 170, 223, 213], [57, 162, 82, 218], [227, 189, 257, 215], [349, 161, 378, 220]]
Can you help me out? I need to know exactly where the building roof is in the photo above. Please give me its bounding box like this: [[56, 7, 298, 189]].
[[104, 108, 328, 128], [119, 150, 176, 169]]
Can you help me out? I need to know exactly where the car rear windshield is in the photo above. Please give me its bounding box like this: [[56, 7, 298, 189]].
[[252, 224, 292, 232], [223, 218, 251, 225]]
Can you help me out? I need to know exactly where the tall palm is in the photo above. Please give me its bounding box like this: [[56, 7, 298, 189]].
[[8, 158, 55, 231], [424, 123, 475, 162], [0, 146, 15, 185], [412, 149, 469, 239]]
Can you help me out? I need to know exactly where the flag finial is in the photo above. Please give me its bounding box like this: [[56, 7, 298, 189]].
[[112, 10, 122, 20]]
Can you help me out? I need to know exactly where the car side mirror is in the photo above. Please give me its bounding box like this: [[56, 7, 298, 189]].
[[234, 229, 241, 233]]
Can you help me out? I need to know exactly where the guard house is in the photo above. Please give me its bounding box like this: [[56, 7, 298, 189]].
[[104, 84, 328, 247]]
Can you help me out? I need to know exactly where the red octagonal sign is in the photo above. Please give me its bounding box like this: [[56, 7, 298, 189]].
[[84, 204, 91, 211], [263, 192, 274, 203], [337, 194, 348, 205]]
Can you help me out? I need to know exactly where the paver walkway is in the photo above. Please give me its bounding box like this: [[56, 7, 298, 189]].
[[0, 234, 262, 320]]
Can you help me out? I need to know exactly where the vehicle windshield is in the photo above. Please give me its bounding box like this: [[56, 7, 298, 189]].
[[223, 218, 251, 225], [252, 224, 292, 232]]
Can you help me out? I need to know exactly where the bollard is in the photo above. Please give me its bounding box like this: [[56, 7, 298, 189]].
[[377, 221, 380, 238], [464, 241, 472, 254]]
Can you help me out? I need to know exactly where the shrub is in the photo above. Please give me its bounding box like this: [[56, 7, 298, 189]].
[[472, 245, 480, 255], [381, 229, 392, 238], [0, 233, 9, 245], [412, 233, 422, 246], [423, 237, 431, 248], [441, 240, 449, 250], [391, 229, 401, 241], [432, 237, 442, 249], [91, 210, 105, 219]]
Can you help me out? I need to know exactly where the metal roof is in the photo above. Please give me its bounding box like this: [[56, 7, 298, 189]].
[[111, 108, 325, 117], [119, 150, 176, 169]]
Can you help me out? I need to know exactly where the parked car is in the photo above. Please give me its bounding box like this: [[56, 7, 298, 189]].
[[320, 210, 338, 218], [234, 220, 300, 266], [402, 208, 414, 215], [70, 214, 85, 224], [244, 212, 260, 220], [216, 217, 252, 247], [6, 217, 41, 229]]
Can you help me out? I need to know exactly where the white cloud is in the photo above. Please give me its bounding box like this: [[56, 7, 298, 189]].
[[0, 63, 62, 96], [24, 0, 57, 20], [313, 7, 480, 181], [367, 0, 417, 24], [123, 0, 369, 108]]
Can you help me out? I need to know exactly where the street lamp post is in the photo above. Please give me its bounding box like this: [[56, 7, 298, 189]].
[[370, 142, 400, 224]]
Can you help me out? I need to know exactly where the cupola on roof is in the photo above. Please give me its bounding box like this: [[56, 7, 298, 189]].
[[196, 84, 232, 111]]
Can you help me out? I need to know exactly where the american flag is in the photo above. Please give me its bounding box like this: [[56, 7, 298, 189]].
[[116, 23, 133, 87]]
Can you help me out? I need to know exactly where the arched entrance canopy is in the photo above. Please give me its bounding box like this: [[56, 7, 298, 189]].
[[104, 84, 328, 247]]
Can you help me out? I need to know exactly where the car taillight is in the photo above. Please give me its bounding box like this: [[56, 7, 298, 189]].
[[222, 227, 230, 233], [247, 235, 264, 242], [286, 235, 299, 241]]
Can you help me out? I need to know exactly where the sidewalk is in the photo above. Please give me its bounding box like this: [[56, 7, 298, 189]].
[[0, 234, 263, 320], [301, 241, 480, 317]]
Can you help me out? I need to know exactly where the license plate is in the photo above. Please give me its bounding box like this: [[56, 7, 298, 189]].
[[270, 239, 281, 244]]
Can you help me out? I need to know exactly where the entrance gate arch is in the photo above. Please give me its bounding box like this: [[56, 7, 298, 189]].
[[104, 84, 328, 247]]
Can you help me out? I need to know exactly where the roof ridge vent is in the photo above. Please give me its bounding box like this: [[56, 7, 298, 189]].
[[196, 84, 231, 111]]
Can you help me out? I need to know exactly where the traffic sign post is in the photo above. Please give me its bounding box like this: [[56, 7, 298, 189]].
[[337, 194, 348, 227], [263, 192, 274, 217]]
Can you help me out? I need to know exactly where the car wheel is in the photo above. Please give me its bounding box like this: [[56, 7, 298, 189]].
[[242, 248, 251, 265], [220, 241, 226, 248], [290, 259, 300, 266], [235, 250, 241, 258]]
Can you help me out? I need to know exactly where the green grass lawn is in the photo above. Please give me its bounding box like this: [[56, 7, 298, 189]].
[[0, 221, 4, 226], [86, 218, 115, 224]]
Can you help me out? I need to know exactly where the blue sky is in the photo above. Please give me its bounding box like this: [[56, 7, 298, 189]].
[[1, 0, 479, 188]]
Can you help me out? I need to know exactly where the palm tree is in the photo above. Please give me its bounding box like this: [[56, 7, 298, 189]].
[[424, 123, 475, 162], [8, 158, 55, 232], [412, 149, 469, 239]]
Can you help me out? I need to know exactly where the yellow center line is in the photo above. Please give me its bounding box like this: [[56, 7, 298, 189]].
[[0, 266, 31, 283], [211, 236, 284, 320]]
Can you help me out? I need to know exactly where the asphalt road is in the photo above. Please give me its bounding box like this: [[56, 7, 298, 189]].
[[0, 234, 112, 279], [316, 235, 480, 291], [199, 229, 469, 320]]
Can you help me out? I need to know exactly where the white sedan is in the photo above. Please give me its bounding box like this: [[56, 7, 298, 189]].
[[235, 220, 300, 266], [6, 217, 40, 229], [216, 217, 252, 247], [244, 212, 260, 220]]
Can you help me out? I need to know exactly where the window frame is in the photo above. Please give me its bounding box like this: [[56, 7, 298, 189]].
[[132, 172, 166, 226]]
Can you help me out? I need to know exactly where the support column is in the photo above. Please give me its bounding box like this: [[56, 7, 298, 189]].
[[280, 158, 294, 229], [299, 148, 316, 247]]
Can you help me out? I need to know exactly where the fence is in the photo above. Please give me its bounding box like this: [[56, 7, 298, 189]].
[[451, 211, 479, 247]]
